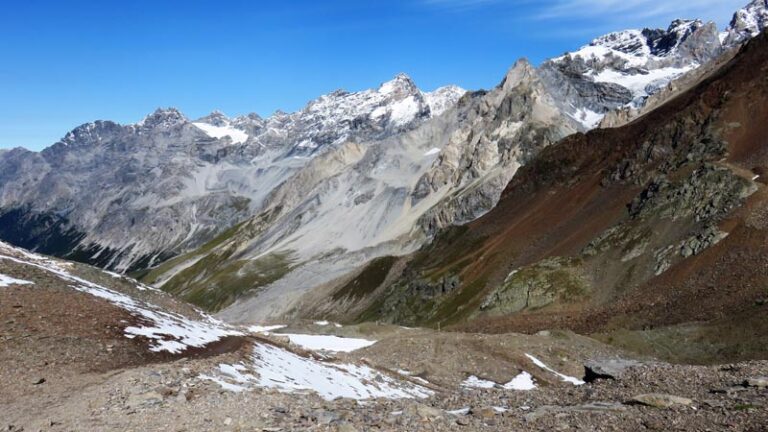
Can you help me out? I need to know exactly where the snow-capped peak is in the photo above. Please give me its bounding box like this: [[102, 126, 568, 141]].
[[378, 73, 419, 96], [58, 120, 120, 147], [196, 110, 230, 127], [726, 0, 768, 44], [136, 107, 188, 129], [586, 19, 706, 61], [590, 29, 651, 58]]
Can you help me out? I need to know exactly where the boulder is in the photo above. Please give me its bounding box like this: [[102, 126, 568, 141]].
[[584, 358, 642, 382], [627, 394, 694, 408], [744, 377, 768, 388]]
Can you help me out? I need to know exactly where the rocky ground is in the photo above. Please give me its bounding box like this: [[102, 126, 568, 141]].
[[2, 242, 767, 431], [3, 322, 767, 432]]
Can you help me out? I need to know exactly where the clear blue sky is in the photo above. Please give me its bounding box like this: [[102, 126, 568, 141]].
[[0, 0, 745, 150]]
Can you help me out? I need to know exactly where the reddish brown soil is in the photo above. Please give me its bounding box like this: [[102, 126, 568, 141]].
[[430, 34, 768, 342]]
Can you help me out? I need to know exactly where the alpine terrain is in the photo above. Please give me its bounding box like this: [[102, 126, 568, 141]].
[[2, 1, 768, 431]]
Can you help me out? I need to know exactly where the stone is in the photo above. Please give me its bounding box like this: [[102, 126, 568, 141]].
[[470, 407, 497, 419], [627, 394, 694, 408], [415, 404, 444, 419], [313, 410, 340, 425], [125, 391, 164, 409], [223, 417, 232, 426], [337, 424, 359, 432], [584, 358, 642, 382], [744, 377, 768, 388]]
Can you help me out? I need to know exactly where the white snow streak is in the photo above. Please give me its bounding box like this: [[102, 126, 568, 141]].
[[248, 324, 287, 334], [525, 353, 585, 385], [0, 273, 33, 287], [461, 375, 497, 389]]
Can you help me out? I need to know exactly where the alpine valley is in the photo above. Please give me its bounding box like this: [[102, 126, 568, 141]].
[[2, 2, 768, 431]]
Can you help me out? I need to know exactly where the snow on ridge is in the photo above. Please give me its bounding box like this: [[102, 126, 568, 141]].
[[0, 241, 241, 354], [526, 354, 585, 385], [591, 64, 696, 107], [203, 343, 433, 401]]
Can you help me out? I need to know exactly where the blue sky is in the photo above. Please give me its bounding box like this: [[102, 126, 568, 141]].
[[0, 0, 746, 150]]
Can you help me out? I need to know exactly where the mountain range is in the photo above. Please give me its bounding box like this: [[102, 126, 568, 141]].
[[1, 1, 767, 323], [4, 1, 768, 430]]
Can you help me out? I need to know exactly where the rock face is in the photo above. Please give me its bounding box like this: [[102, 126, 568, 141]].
[[584, 359, 643, 382], [0, 76, 464, 272]]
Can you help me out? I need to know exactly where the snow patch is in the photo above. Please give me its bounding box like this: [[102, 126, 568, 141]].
[[569, 108, 605, 129], [388, 96, 421, 126], [249, 324, 287, 334], [204, 343, 432, 400], [447, 407, 471, 416], [591, 65, 696, 106], [282, 334, 377, 353], [503, 371, 537, 391], [423, 148, 441, 157], [0, 273, 33, 287], [192, 122, 249, 144], [461, 375, 497, 389]]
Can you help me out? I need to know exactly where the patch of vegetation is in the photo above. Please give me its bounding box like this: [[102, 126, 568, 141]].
[[140, 221, 248, 285], [479, 257, 589, 316], [429, 276, 489, 327], [332, 256, 397, 301], [163, 250, 295, 312]]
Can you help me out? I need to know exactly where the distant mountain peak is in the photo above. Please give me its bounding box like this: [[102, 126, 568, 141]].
[[196, 110, 230, 127], [378, 73, 419, 96], [727, 0, 768, 44], [137, 107, 188, 128]]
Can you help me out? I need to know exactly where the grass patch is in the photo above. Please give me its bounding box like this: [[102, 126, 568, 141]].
[[332, 256, 397, 301], [161, 248, 295, 312], [140, 220, 248, 285]]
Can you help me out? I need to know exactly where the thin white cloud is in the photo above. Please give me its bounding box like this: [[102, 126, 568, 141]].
[[539, 0, 743, 22], [421, 0, 745, 26]]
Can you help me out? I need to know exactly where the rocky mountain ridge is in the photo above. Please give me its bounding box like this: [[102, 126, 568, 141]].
[[0, 75, 465, 272]]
